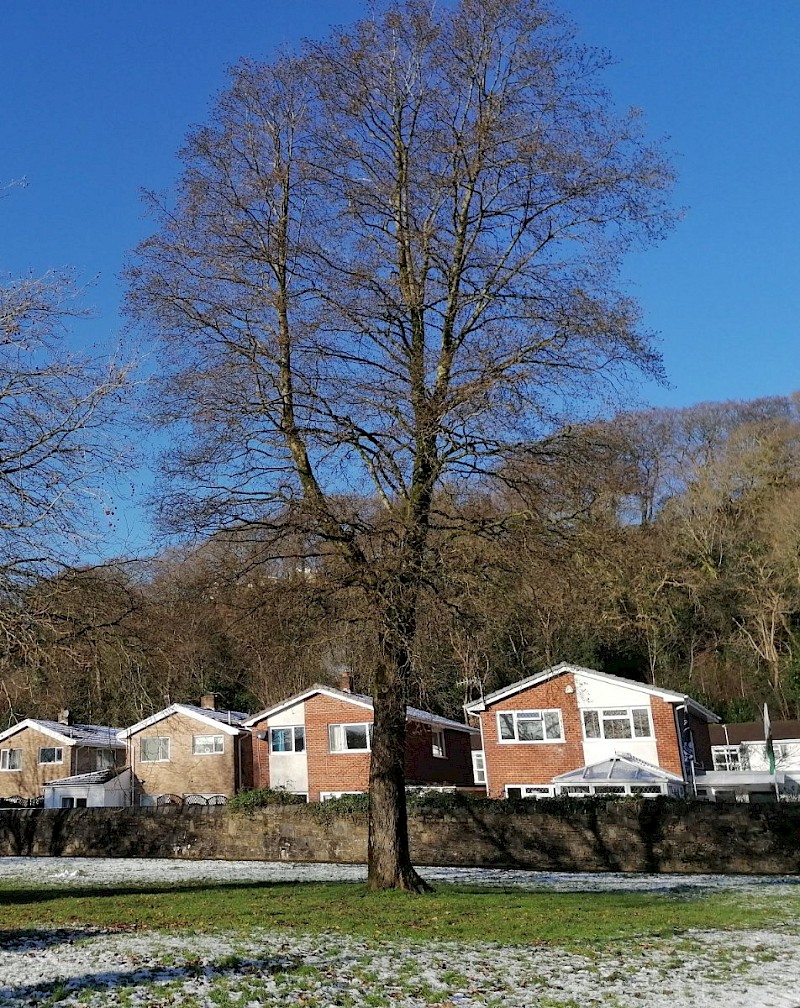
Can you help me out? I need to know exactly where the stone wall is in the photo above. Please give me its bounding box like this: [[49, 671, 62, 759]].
[[1, 799, 800, 874]]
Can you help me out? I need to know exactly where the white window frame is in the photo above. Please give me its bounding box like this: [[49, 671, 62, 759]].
[[328, 723, 373, 753], [712, 745, 749, 771], [269, 726, 306, 753], [505, 784, 555, 799], [38, 746, 64, 765], [497, 709, 564, 743], [581, 707, 653, 741], [140, 737, 170, 763], [471, 750, 486, 786], [319, 790, 365, 801], [0, 748, 22, 771], [431, 728, 447, 759], [192, 734, 224, 756]]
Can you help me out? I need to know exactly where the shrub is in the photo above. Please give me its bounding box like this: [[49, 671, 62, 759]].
[[227, 788, 306, 814]]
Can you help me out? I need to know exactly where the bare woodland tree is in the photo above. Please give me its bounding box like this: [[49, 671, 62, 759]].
[[127, 0, 675, 889], [0, 268, 132, 581]]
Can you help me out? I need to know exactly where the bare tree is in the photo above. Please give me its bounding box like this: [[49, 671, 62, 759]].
[[127, 0, 676, 890], [0, 267, 133, 581]]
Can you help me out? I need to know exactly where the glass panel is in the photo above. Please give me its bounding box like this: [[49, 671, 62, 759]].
[[1, 749, 22, 770], [632, 708, 651, 737], [564, 785, 591, 794], [630, 785, 662, 794], [593, 785, 625, 794], [602, 715, 631, 739], [506, 787, 522, 799], [39, 748, 63, 764], [582, 711, 601, 738], [543, 711, 562, 740], [498, 713, 515, 740], [517, 716, 544, 742], [141, 738, 168, 762], [294, 726, 306, 752], [193, 735, 223, 755], [345, 724, 368, 750], [270, 728, 292, 752], [328, 725, 340, 751], [96, 748, 116, 770]]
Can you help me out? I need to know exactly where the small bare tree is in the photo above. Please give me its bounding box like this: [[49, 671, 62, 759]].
[[127, 0, 676, 890]]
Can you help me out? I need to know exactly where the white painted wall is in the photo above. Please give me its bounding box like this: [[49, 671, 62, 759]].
[[575, 672, 661, 767], [43, 770, 132, 808], [267, 701, 309, 794]]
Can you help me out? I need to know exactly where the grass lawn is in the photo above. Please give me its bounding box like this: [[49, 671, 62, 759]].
[[1, 879, 796, 946]]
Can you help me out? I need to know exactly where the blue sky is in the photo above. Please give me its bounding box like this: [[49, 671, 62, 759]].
[[2, 1, 798, 556]]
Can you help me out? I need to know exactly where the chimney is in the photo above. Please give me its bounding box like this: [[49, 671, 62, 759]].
[[337, 669, 351, 693], [57, 709, 72, 726], [200, 694, 217, 711]]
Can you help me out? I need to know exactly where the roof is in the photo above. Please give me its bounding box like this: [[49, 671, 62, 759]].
[[0, 719, 125, 748], [709, 720, 800, 746], [244, 684, 478, 735], [552, 752, 686, 785], [43, 768, 128, 787], [465, 662, 720, 723], [117, 703, 250, 739]]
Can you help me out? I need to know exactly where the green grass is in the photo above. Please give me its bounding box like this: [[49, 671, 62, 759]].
[[0, 878, 797, 946]]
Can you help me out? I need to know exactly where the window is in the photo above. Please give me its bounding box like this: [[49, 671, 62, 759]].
[[712, 745, 750, 771], [505, 785, 554, 799], [497, 709, 564, 743], [96, 748, 117, 770], [192, 734, 224, 755], [38, 747, 63, 764], [582, 707, 652, 740], [328, 723, 373, 753], [431, 729, 446, 759], [60, 797, 87, 808], [319, 791, 365, 801], [472, 750, 486, 786], [0, 748, 21, 771], [140, 737, 170, 762], [270, 726, 306, 753]]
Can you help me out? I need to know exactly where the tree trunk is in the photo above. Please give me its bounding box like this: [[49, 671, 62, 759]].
[[367, 642, 431, 892]]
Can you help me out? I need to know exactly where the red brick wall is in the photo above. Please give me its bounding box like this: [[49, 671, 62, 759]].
[[651, 697, 683, 776], [404, 723, 475, 786], [479, 673, 585, 798], [304, 694, 373, 800]]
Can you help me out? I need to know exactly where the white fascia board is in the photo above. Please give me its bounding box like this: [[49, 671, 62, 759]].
[[242, 685, 373, 727], [465, 663, 720, 723], [407, 711, 480, 734], [0, 720, 77, 746], [118, 705, 242, 740]]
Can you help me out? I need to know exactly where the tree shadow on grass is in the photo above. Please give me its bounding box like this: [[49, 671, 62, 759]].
[[0, 949, 304, 1006]]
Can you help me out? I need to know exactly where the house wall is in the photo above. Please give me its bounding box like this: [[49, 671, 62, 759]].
[[478, 672, 689, 798], [404, 723, 475, 787], [687, 710, 713, 771], [249, 694, 477, 800], [479, 672, 586, 798], [0, 727, 80, 799], [304, 694, 373, 800], [126, 712, 241, 801]]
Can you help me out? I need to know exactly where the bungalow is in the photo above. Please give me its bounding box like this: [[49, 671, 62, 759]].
[[118, 696, 251, 805], [244, 684, 479, 801], [699, 719, 800, 802], [465, 663, 719, 798], [0, 713, 124, 803]]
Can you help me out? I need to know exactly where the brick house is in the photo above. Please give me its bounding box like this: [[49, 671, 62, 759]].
[[244, 685, 479, 801], [465, 663, 719, 799], [118, 697, 251, 805], [0, 714, 124, 803]]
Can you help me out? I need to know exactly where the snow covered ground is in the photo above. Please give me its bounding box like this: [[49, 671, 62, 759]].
[[1, 858, 800, 1007]]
